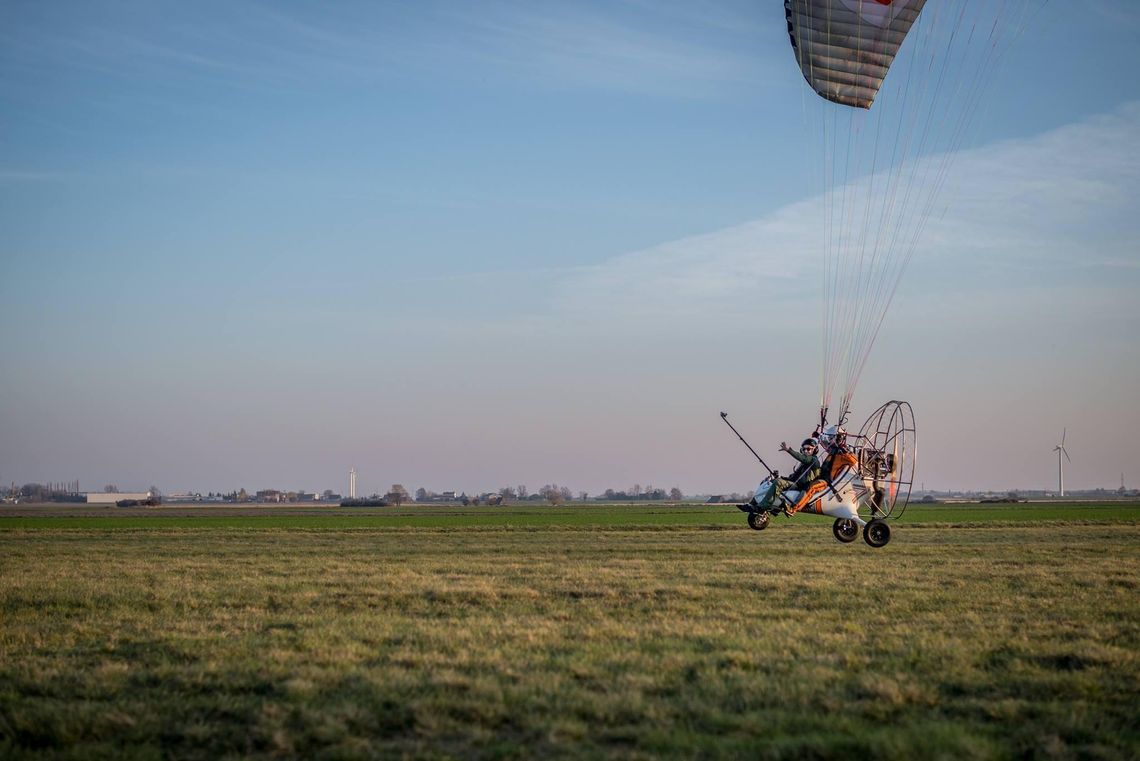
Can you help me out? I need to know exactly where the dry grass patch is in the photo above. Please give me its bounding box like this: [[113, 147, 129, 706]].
[[0, 523, 1137, 758]]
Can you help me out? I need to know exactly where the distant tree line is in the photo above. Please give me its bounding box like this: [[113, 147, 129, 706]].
[[1, 480, 690, 507], [409, 484, 688, 505], [600, 485, 684, 502], [4, 482, 85, 503]]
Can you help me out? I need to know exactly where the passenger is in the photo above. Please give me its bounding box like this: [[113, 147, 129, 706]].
[[788, 427, 858, 515], [753, 436, 821, 510]]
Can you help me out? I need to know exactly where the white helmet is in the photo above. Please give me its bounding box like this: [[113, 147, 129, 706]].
[[821, 425, 847, 445]]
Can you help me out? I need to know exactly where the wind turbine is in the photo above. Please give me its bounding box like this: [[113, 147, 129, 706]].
[[1053, 429, 1071, 497]]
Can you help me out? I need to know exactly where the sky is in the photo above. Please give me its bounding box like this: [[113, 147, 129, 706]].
[[1, 0, 1138, 496]]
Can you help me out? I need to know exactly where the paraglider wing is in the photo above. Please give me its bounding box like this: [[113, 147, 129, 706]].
[[780, 0, 1039, 424], [784, 0, 926, 109]]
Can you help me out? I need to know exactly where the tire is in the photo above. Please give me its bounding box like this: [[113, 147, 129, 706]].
[[747, 511, 771, 531], [832, 518, 858, 543], [863, 518, 891, 548]]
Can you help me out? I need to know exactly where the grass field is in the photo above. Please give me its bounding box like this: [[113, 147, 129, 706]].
[[1, 500, 1137, 530], [2, 503, 1138, 759]]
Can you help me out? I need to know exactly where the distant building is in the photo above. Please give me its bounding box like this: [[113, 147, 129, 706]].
[[86, 492, 151, 504], [418, 491, 458, 503]]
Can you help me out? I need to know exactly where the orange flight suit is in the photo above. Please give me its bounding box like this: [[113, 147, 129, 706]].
[[788, 449, 858, 515]]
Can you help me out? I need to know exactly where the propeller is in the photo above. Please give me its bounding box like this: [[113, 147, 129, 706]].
[[1057, 428, 1071, 463]]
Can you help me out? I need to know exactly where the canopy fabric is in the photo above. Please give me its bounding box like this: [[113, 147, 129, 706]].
[[784, 0, 926, 109], [783, 0, 1042, 424]]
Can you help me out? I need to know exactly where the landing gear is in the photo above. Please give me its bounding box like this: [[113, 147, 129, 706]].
[[832, 518, 858, 543], [747, 511, 771, 531], [863, 519, 891, 548]]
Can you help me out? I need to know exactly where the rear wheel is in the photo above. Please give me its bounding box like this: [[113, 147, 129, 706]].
[[747, 511, 771, 531], [863, 519, 891, 548], [832, 518, 858, 543]]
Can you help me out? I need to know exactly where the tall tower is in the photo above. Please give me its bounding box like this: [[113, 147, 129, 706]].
[[349, 467, 357, 499], [1053, 430, 1070, 498]]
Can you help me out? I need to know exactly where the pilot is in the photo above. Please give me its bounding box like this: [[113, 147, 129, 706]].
[[788, 426, 858, 515], [752, 436, 821, 510]]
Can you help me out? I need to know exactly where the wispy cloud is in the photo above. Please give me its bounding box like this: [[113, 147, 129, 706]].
[[1087, 0, 1140, 27], [0, 1, 768, 100], [553, 200, 817, 321], [551, 102, 1140, 321], [434, 1, 762, 97], [0, 170, 77, 183]]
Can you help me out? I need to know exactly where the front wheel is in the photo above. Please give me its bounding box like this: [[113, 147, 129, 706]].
[[863, 519, 891, 548], [747, 511, 771, 531], [833, 518, 858, 543]]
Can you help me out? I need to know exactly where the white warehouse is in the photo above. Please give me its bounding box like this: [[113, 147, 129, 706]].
[[85, 492, 153, 504]]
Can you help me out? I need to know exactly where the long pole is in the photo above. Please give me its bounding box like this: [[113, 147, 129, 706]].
[[719, 412, 775, 477]]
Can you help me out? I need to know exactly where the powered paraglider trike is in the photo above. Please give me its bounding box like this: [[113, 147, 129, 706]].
[[728, 401, 916, 548]]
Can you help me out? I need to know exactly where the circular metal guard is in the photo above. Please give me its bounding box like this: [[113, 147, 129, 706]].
[[854, 400, 917, 520]]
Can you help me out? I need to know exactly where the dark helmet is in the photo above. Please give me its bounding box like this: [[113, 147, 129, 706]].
[[800, 438, 818, 453]]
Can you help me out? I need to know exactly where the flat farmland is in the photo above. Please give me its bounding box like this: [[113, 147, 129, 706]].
[[1, 504, 1137, 759], [1, 500, 1136, 529]]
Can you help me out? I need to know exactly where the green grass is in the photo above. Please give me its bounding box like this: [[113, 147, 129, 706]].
[[1, 501, 1137, 530], [1, 508, 1137, 758]]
